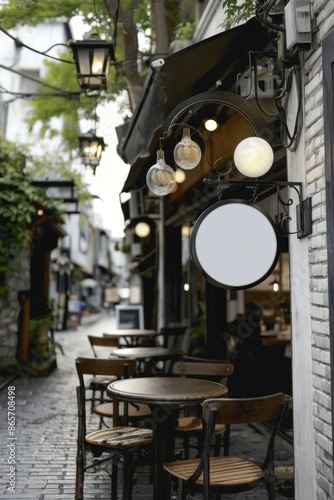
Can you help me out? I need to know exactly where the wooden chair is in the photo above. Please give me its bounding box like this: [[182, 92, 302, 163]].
[[171, 360, 234, 458], [154, 326, 188, 374], [164, 393, 290, 500], [159, 326, 188, 349], [75, 358, 153, 500], [88, 335, 119, 357], [86, 335, 120, 412], [75, 380, 153, 500], [76, 357, 151, 429]]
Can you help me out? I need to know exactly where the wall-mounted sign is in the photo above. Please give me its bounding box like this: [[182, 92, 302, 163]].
[[115, 305, 144, 329], [190, 199, 278, 289]]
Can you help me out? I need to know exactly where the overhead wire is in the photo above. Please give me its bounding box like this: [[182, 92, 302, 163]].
[[0, 25, 74, 64], [111, 0, 121, 82], [254, 0, 302, 149], [255, 0, 285, 33], [0, 20, 165, 81], [0, 86, 81, 100], [0, 63, 82, 97], [275, 66, 302, 149]]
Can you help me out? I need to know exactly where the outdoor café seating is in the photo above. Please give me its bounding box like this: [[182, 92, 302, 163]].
[[107, 374, 228, 499], [86, 335, 120, 412], [157, 326, 188, 373], [75, 357, 151, 428], [112, 345, 186, 376], [88, 334, 120, 357], [75, 357, 154, 500], [171, 360, 234, 458], [164, 392, 291, 500]]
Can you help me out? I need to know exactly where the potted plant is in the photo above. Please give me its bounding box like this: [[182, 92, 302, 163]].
[[27, 304, 63, 376]]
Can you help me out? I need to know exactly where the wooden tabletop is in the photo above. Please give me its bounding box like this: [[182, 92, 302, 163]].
[[108, 376, 228, 405], [112, 346, 186, 361]]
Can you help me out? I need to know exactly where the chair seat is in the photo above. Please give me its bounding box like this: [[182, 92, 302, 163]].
[[86, 426, 153, 449], [176, 416, 226, 435], [88, 375, 117, 388], [93, 401, 151, 420], [164, 455, 264, 487]]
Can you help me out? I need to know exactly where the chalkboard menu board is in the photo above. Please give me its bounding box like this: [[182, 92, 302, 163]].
[[115, 305, 144, 329]]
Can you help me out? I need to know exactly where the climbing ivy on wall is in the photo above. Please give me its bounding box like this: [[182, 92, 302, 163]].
[[0, 140, 63, 297]]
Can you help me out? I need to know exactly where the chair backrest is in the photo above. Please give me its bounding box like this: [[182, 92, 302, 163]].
[[76, 357, 138, 426], [182, 355, 230, 363], [87, 335, 119, 357], [75, 357, 138, 390], [172, 360, 234, 379], [159, 326, 188, 349], [199, 393, 290, 499], [202, 393, 288, 426]]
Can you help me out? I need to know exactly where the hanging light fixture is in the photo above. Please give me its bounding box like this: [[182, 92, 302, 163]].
[[78, 129, 106, 173], [135, 221, 151, 238], [204, 118, 218, 131], [173, 127, 202, 170], [175, 168, 186, 183], [70, 33, 114, 96], [271, 277, 280, 292], [146, 91, 312, 238], [146, 149, 176, 196], [233, 136, 274, 177]]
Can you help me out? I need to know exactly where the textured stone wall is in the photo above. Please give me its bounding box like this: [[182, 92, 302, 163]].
[[0, 248, 30, 367]]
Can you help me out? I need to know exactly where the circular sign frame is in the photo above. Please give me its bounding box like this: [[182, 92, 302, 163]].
[[190, 199, 279, 290]]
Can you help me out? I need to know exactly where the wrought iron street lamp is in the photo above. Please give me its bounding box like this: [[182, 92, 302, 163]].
[[78, 130, 106, 174], [70, 33, 114, 96]]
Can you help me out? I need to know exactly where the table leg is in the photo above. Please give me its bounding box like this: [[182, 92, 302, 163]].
[[150, 404, 179, 500]]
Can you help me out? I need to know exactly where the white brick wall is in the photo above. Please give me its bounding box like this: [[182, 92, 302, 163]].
[[303, 0, 334, 496]]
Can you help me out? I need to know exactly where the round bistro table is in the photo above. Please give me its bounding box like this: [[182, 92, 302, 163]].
[[107, 376, 228, 500], [112, 346, 186, 375]]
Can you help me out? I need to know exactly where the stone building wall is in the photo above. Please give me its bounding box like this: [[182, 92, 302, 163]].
[[0, 249, 30, 367], [304, 1, 334, 497]]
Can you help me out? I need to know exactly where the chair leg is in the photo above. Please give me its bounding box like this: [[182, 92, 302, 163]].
[[75, 455, 84, 500], [111, 455, 119, 500], [180, 481, 189, 500], [183, 435, 190, 459], [91, 388, 96, 413], [264, 475, 276, 500], [264, 458, 276, 500], [122, 450, 134, 500], [76, 389, 85, 500]]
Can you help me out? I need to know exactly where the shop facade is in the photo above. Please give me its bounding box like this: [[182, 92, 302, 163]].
[[115, 1, 334, 498]]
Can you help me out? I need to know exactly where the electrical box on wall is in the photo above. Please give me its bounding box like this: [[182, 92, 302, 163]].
[[284, 0, 311, 53], [238, 66, 281, 100]]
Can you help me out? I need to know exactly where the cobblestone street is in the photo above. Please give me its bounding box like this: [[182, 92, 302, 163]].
[[0, 313, 294, 499]]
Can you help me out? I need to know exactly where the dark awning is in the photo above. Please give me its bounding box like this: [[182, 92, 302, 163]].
[[117, 17, 271, 192]]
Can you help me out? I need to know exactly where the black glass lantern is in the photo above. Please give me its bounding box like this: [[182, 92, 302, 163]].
[[78, 130, 106, 173], [70, 34, 114, 95]]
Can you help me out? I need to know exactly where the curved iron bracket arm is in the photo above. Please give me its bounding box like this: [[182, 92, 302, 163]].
[[160, 90, 312, 239], [203, 178, 312, 238], [162, 90, 270, 138]]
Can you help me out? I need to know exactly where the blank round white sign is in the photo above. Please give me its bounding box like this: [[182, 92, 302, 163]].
[[191, 200, 278, 289]]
